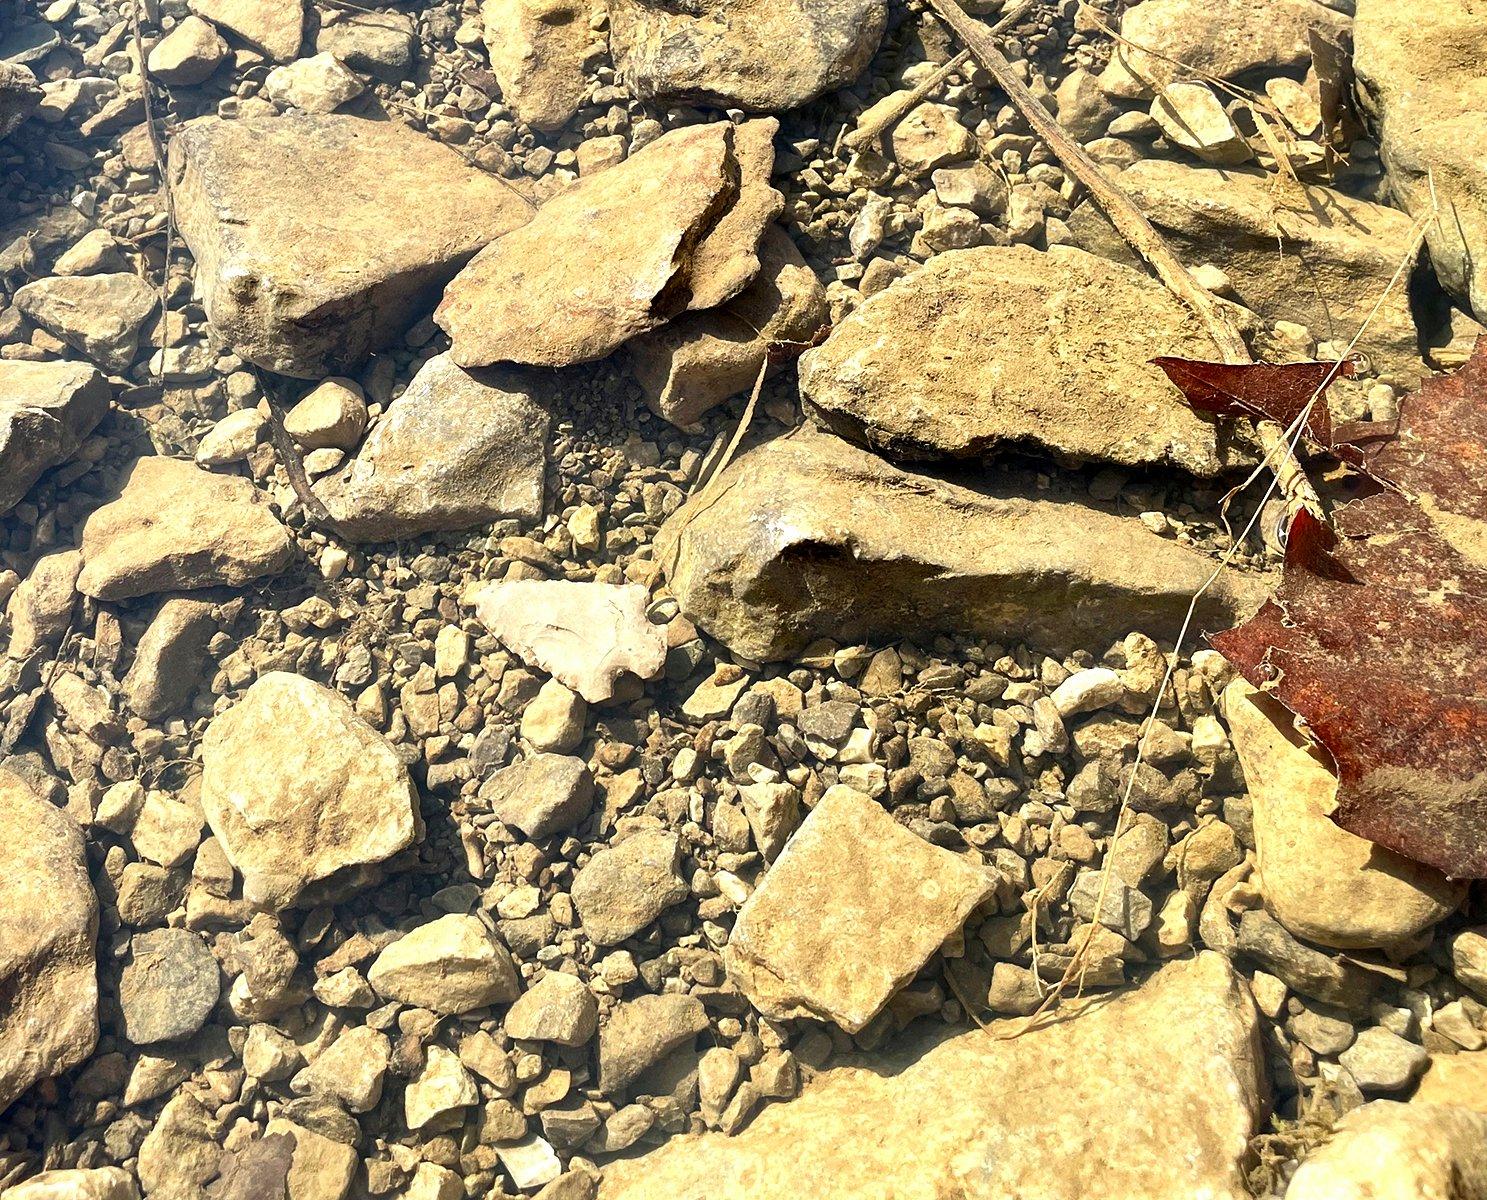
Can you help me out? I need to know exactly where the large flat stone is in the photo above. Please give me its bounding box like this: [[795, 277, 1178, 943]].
[[599, 954, 1264, 1200], [656, 430, 1269, 662], [13, 273, 158, 372], [799, 245, 1246, 475], [169, 114, 533, 377], [0, 360, 110, 515]]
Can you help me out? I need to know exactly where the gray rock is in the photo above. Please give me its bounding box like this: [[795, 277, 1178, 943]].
[[1069, 870, 1154, 942], [1453, 927, 1487, 999], [119, 928, 220, 1044], [1235, 909, 1375, 1010], [0, 360, 109, 515], [597, 994, 709, 1093], [480, 753, 594, 840], [314, 10, 416, 78], [13, 273, 158, 372], [571, 830, 688, 946]]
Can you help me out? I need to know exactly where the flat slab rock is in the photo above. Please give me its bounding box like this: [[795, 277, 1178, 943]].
[[609, 0, 887, 112], [598, 953, 1264, 1200], [169, 113, 533, 377], [725, 785, 993, 1032], [0, 359, 110, 515], [313, 351, 548, 541], [799, 244, 1247, 475], [656, 430, 1269, 662]]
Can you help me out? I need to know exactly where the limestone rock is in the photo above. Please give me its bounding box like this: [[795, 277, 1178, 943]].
[[189, 0, 304, 60], [283, 378, 366, 451], [479, 753, 594, 840], [295, 1026, 390, 1112], [195, 409, 266, 466], [147, 16, 229, 86], [406, 1044, 478, 1130], [0, 61, 41, 139], [599, 954, 1263, 1200], [0, 770, 98, 1114], [470, 580, 666, 703], [119, 928, 220, 1045], [1286, 1101, 1487, 1200], [13, 273, 158, 372], [122, 598, 218, 719], [1098, 0, 1350, 99], [684, 119, 783, 312], [1354, 0, 1487, 317], [263, 52, 364, 113], [628, 224, 828, 427], [1414, 1051, 1487, 1112], [262, 1119, 358, 1200], [1225, 682, 1461, 950], [505, 971, 598, 1046], [1150, 82, 1250, 165], [436, 123, 736, 368], [799, 245, 1246, 474], [170, 114, 532, 377], [656, 430, 1269, 662], [367, 914, 521, 1013], [5, 549, 81, 659], [480, 0, 593, 132], [571, 829, 687, 946], [2, 1167, 138, 1200], [597, 994, 708, 1093], [0, 361, 109, 515], [609, 0, 887, 112], [724, 785, 992, 1031], [313, 352, 548, 541], [200, 672, 423, 910], [76, 457, 293, 601], [887, 102, 976, 176], [314, 10, 415, 78]]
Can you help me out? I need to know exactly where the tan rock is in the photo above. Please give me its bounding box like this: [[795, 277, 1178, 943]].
[[799, 245, 1247, 475], [887, 101, 975, 176], [1224, 681, 1461, 950], [684, 118, 783, 311], [1150, 82, 1251, 165], [0, 61, 41, 140], [480, 0, 593, 132], [170, 114, 532, 377], [200, 672, 423, 910], [1, 1167, 138, 1199], [263, 51, 363, 113], [263, 1119, 358, 1200], [1413, 1051, 1487, 1113], [146, 15, 229, 86], [724, 785, 992, 1031], [0, 770, 98, 1115], [283, 377, 367, 451], [1285, 1100, 1487, 1200], [189, 0, 304, 60], [436, 123, 735, 368], [13, 272, 158, 372], [657, 430, 1269, 662], [367, 914, 521, 1014], [0, 360, 110, 516], [599, 954, 1263, 1200], [76, 457, 293, 601]]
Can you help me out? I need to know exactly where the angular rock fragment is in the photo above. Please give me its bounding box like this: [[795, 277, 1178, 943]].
[[0, 769, 98, 1114], [76, 457, 293, 600], [479, 752, 594, 840], [1286, 1101, 1487, 1200], [599, 955, 1263, 1200], [147, 15, 230, 85], [800, 245, 1246, 474], [469, 580, 666, 703], [480, 0, 593, 132], [200, 672, 423, 909], [263, 51, 364, 113], [367, 914, 521, 1014], [436, 122, 735, 368], [657, 431, 1269, 661], [314, 352, 548, 540], [685, 119, 784, 312], [1150, 83, 1250, 165], [597, 994, 708, 1093], [609, 0, 888, 112], [0, 361, 110, 516], [571, 829, 687, 945], [724, 786, 992, 1031], [2, 1167, 138, 1200], [119, 928, 220, 1045], [315, 10, 416, 79], [13, 273, 158, 372], [4, 549, 81, 659], [170, 114, 533, 377], [0, 61, 41, 139], [189, 0, 304, 61], [505, 971, 598, 1046], [121, 598, 218, 719]]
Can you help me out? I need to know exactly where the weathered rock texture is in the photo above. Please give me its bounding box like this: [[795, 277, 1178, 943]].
[[1285, 1101, 1487, 1200], [480, 0, 593, 132], [13, 272, 158, 372], [190, 0, 304, 59], [170, 114, 532, 377], [0, 61, 42, 139], [799, 245, 1248, 474], [599, 954, 1263, 1200], [657, 431, 1269, 661], [0, 360, 110, 515]]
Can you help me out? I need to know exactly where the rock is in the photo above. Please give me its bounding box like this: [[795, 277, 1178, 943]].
[[599, 954, 1262, 1199], [1051, 667, 1125, 717], [406, 1045, 478, 1131], [1414, 1052, 1487, 1112], [54, 230, 128, 276], [121, 598, 218, 719], [313, 352, 548, 540], [521, 679, 587, 753], [200, 672, 422, 909], [195, 409, 266, 466], [284, 378, 366, 450], [76, 457, 293, 601], [314, 10, 415, 78], [1453, 927, 1487, 999], [470, 580, 666, 703], [5, 549, 81, 659], [1285, 1101, 1487, 1200], [13, 273, 158, 371], [1150, 83, 1250, 165], [887, 102, 975, 176], [1225, 682, 1460, 949], [1235, 909, 1375, 1010], [657, 430, 1268, 661], [0, 360, 110, 516], [262, 1119, 358, 1200], [1354, 0, 1487, 317], [738, 781, 800, 861], [189, 0, 304, 60], [137, 1091, 220, 1198], [597, 994, 709, 1093], [571, 829, 688, 945], [723, 785, 991, 1031], [1098, 0, 1351, 99], [119, 928, 220, 1044], [628, 224, 828, 427], [608, 0, 887, 112], [0, 61, 41, 139], [147, 16, 229, 85], [479, 753, 594, 840], [931, 161, 1007, 215], [505, 971, 598, 1046], [684, 119, 784, 311], [367, 914, 521, 1013], [497, 1139, 562, 1192], [436, 123, 738, 368], [1338, 1026, 1429, 1093], [170, 114, 532, 377], [293, 1026, 389, 1113], [2, 1167, 138, 1200], [480, 0, 592, 132], [0, 770, 98, 1114], [263, 52, 364, 112], [799, 245, 1245, 474]]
